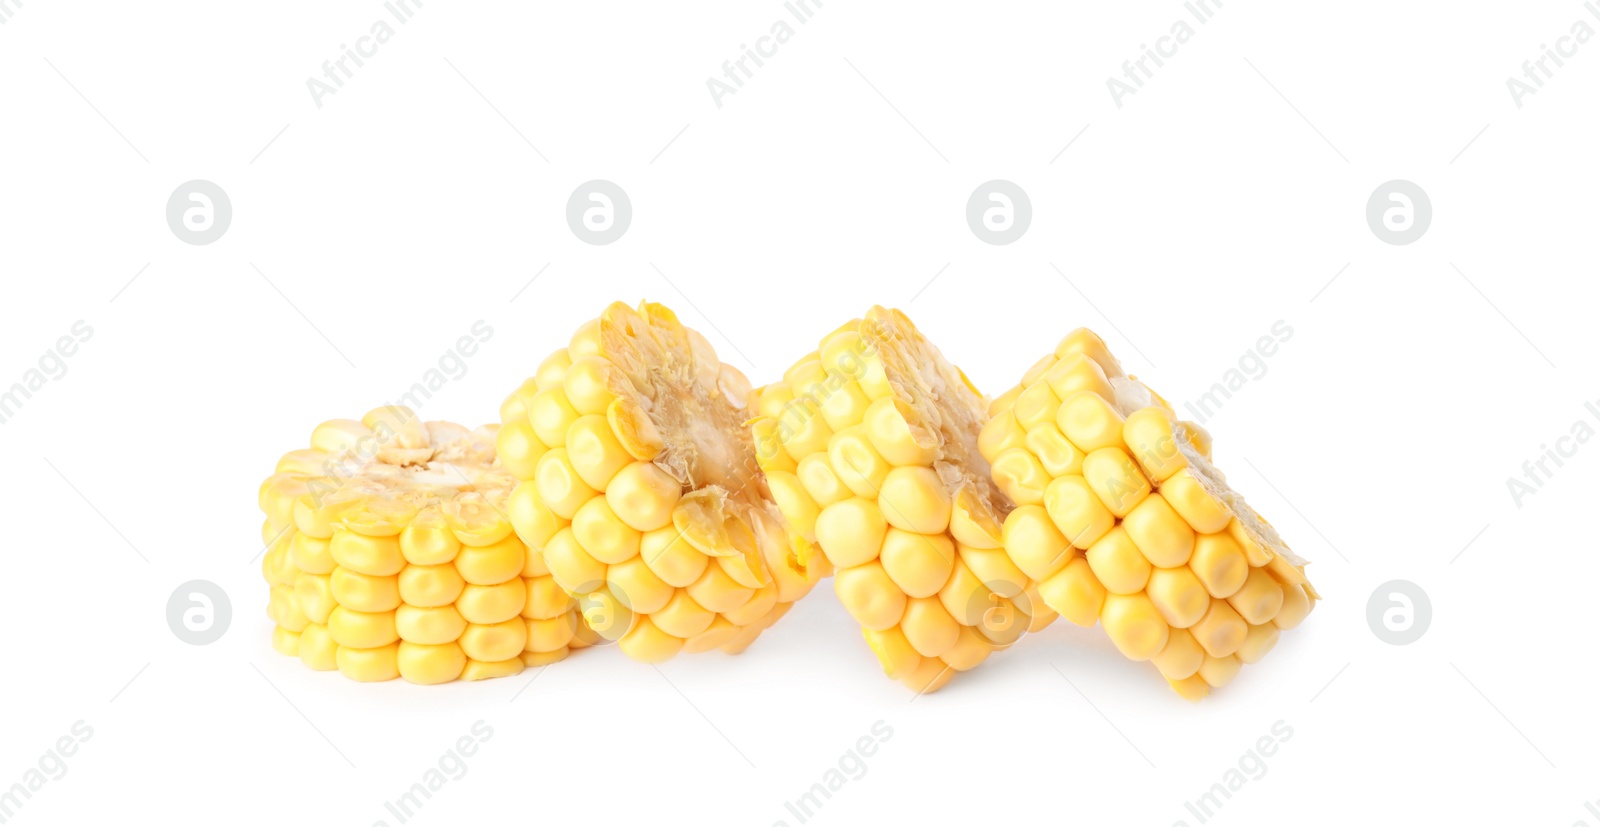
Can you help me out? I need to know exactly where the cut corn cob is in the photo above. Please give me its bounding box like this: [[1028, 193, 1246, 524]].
[[981, 329, 1318, 700], [258, 407, 588, 683], [750, 307, 1036, 694], [498, 301, 825, 663]]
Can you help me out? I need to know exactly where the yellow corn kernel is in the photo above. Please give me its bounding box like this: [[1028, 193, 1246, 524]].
[[290, 532, 335, 574], [1273, 579, 1313, 630], [457, 580, 528, 624], [1055, 392, 1126, 453], [571, 496, 642, 565], [1012, 381, 1062, 430], [828, 427, 891, 498], [685, 561, 755, 614], [863, 397, 938, 467], [543, 527, 608, 595], [397, 564, 465, 608], [329, 531, 405, 577], [796, 454, 850, 507], [877, 466, 953, 534], [618, 616, 684, 663], [604, 461, 681, 532], [990, 447, 1050, 507], [460, 658, 525, 682], [863, 626, 921, 680], [1189, 533, 1249, 598], [1199, 655, 1242, 688], [1101, 593, 1169, 661], [337, 643, 400, 682], [528, 387, 580, 448], [562, 356, 619, 415], [681, 616, 741, 654], [523, 576, 573, 620], [819, 380, 873, 433], [1081, 447, 1151, 517], [1190, 599, 1248, 658], [900, 657, 955, 694], [495, 417, 547, 480], [328, 606, 398, 649], [1001, 504, 1072, 581], [978, 409, 1028, 463], [878, 529, 957, 599], [1042, 475, 1114, 549], [396, 604, 467, 644], [941, 626, 993, 671], [1145, 566, 1210, 628], [398, 510, 461, 566], [298, 623, 338, 671], [566, 414, 633, 490], [525, 615, 578, 652], [454, 535, 526, 586], [1120, 493, 1196, 567], [1024, 423, 1085, 478], [534, 450, 598, 520], [1043, 353, 1116, 401], [1121, 407, 1185, 483], [272, 626, 300, 657], [1236, 623, 1280, 664], [1037, 557, 1105, 627], [936, 560, 989, 626], [959, 545, 1029, 598], [1227, 567, 1285, 625], [835, 561, 908, 631], [651, 591, 717, 638], [1228, 519, 1275, 568], [329, 568, 400, 613], [813, 497, 888, 568], [1053, 328, 1122, 377], [975, 596, 1029, 646], [639, 526, 710, 588], [1168, 674, 1211, 702], [1151, 627, 1205, 680], [294, 573, 336, 624], [1160, 469, 1232, 534], [605, 556, 675, 615], [1085, 527, 1152, 595], [900, 597, 961, 658], [460, 619, 528, 662], [766, 470, 819, 539]]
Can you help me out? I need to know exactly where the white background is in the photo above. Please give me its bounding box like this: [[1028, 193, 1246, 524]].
[[2, 1, 1597, 825]]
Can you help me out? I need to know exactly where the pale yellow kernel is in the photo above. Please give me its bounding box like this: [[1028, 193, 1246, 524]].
[[1273, 579, 1313, 630], [936, 560, 987, 626], [329, 530, 405, 577], [990, 447, 1050, 507], [605, 461, 681, 531], [941, 626, 993, 671], [522, 576, 572, 620], [757, 384, 795, 420], [1122, 408, 1185, 482], [1182, 421, 1213, 459], [1168, 674, 1211, 701], [293, 573, 336, 624], [819, 331, 870, 380], [834, 561, 908, 631], [398, 563, 465, 608], [813, 497, 888, 568], [454, 535, 527, 586], [1191, 599, 1248, 658], [328, 606, 398, 649], [543, 527, 608, 594], [722, 582, 779, 626], [1042, 475, 1114, 549], [978, 409, 1027, 464], [1162, 469, 1232, 533], [900, 597, 961, 658], [495, 417, 548, 480], [1012, 382, 1062, 430], [863, 626, 921, 680], [1151, 627, 1206, 680], [1146, 566, 1211, 628], [1228, 567, 1285, 625], [777, 402, 835, 462], [948, 487, 1004, 550], [796, 454, 850, 507], [566, 414, 633, 490], [1037, 557, 1105, 626], [1228, 519, 1275, 567], [608, 397, 665, 461], [959, 545, 1028, 598], [974, 596, 1028, 646], [571, 495, 642, 564], [395, 604, 467, 645], [819, 381, 873, 432], [1237, 623, 1280, 664], [1000, 504, 1072, 581], [685, 561, 756, 614], [263, 535, 298, 586], [525, 614, 577, 652], [535, 449, 598, 520], [459, 658, 524, 682], [270, 586, 309, 632], [460, 618, 529, 662], [618, 616, 684, 663], [528, 387, 581, 448], [508, 481, 565, 552], [399, 511, 459, 566], [786, 358, 828, 400], [579, 588, 635, 641], [291, 532, 335, 574], [767, 470, 820, 539], [1043, 353, 1116, 401], [863, 397, 937, 467], [562, 356, 618, 415], [651, 591, 717, 638], [606, 556, 675, 615], [1101, 593, 1169, 661], [1081, 447, 1151, 517], [297, 623, 338, 671], [337, 643, 400, 682], [639, 526, 710, 588], [1056, 391, 1127, 453], [521, 648, 570, 666], [751, 417, 796, 474], [457, 580, 528, 624], [501, 378, 540, 424], [567, 318, 602, 359], [330, 568, 400, 613], [877, 465, 953, 534], [857, 352, 893, 400], [987, 385, 1023, 420], [1020, 354, 1058, 386], [1122, 492, 1196, 567], [1199, 654, 1242, 688], [1053, 328, 1122, 377], [878, 529, 957, 599], [534, 350, 573, 391], [1024, 424, 1084, 478], [1086, 526, 1152, 594], [1190, 533, 1249, 598], [827, 427, 891, 498], [1026, 594, 1058, 632], [899, 657, 954, 694], [271, 626, 300, 657], [681, 616, 741, 653]]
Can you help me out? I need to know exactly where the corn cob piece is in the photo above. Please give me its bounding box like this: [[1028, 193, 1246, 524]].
[[498, 301, 825, 663], [258, 407, 588, 683], [981, 329, 1317, 700], [749, 307, 1036, 694]]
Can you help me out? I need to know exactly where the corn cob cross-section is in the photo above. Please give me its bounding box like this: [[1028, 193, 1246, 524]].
[[498, 301, 825, 663], [751, 308, 1047, 693], [981, 329, 1317, 699], [258, 407, 587, 684]]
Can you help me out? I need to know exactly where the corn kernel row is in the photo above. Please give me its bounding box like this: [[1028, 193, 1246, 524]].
[[496, 302, 824, 664], [749, 308, 1048, 693], [258, 407, 589, 684], [981, 329, 1317, 699]]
